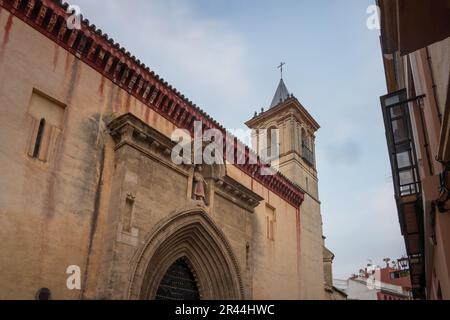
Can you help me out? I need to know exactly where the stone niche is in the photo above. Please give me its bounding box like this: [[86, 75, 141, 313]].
[[101, 113, 263, 300]]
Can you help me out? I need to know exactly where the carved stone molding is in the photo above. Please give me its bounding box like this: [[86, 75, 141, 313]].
[[127, 208, 246, 300], [107, 113, 191, 172], [215, 176, 264, 213]]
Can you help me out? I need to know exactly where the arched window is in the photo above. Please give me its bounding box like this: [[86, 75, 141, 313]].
[[301, 128, 315, 166], [36, 288, 51, 300], [155, 258, 200, 300], [301, 128, 309, 149], [267, 126, 278, 158]]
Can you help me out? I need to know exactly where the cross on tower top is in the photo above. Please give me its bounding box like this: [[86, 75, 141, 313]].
[[277, 62, 286, 79]]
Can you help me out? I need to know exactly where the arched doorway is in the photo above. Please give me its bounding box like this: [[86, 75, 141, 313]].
[[128, 209, 245, 300], [155, 258, 200, 301]]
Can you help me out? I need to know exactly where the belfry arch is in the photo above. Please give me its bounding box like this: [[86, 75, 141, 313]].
[[128, 209, 245, 300]]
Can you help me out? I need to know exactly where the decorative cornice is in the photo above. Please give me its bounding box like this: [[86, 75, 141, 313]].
[[1, 0, 304, 208], [246, 96, 320, 131], [215, 176, 265, 213], [107, 113, 191, 173]]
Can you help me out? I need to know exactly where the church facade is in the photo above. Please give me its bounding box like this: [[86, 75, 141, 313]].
[[0, 0, 327, 300]]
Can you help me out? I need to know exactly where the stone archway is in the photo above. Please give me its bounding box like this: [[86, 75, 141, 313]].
[[128, 209, 244, 300]]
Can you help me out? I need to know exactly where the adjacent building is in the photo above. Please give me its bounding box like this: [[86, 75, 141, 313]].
[[323, 241, 347, 300], [334, 260, 412, 300], [378, 0, 450, 299]]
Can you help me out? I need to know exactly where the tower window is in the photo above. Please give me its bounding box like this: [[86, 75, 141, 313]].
[[301, 129, 315, 167], [32, 118, 46, 159], [265, 126, 279, 160]]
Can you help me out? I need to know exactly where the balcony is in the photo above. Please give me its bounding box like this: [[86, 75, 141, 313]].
[[380, 89, 426, 299]]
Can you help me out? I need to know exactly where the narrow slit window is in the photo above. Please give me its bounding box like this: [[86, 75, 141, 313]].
[[246, 243, 250, 270], [26, 90, 66, 163], [33, 118, 46, 159], [270, 220, 275, 240], [123, 196, 135, 232], [265, 205, 276, 241]]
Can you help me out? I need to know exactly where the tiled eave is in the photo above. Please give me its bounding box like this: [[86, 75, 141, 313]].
[[0, 0, 304, 208]]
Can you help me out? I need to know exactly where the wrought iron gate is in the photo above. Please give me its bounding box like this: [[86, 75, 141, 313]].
[[155, 258, 200, 300]]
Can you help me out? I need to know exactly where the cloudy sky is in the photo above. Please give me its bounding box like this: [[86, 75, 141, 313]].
[[70, 0, 406, 278]]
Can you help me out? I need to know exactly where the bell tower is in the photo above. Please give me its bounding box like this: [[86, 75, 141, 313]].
[[245, 77, 320, 200], [246, 73, 326, 298]]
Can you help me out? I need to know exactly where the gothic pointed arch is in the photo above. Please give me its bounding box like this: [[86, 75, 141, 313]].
[[127, 209, 245, 300]]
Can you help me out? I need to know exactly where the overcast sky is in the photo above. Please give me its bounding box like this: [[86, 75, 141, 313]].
[[69, 0, 406, 279]]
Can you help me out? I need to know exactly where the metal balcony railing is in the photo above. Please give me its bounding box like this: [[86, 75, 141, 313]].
[[302, 144, 315, 167]]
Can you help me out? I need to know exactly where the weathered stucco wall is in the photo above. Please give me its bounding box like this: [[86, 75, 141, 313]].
[[299, 195, 325, 299], [0, 10, 114, 299]]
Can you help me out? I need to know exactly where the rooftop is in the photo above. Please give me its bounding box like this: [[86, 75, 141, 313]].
[[270, 78, 290, 108]]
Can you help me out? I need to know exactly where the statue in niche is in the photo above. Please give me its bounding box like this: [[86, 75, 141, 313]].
[[192, 165, 208, 205]]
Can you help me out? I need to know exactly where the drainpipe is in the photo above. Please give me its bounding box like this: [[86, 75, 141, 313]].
[[417, 97, 435, 176], [425, 47, 443, 123]]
